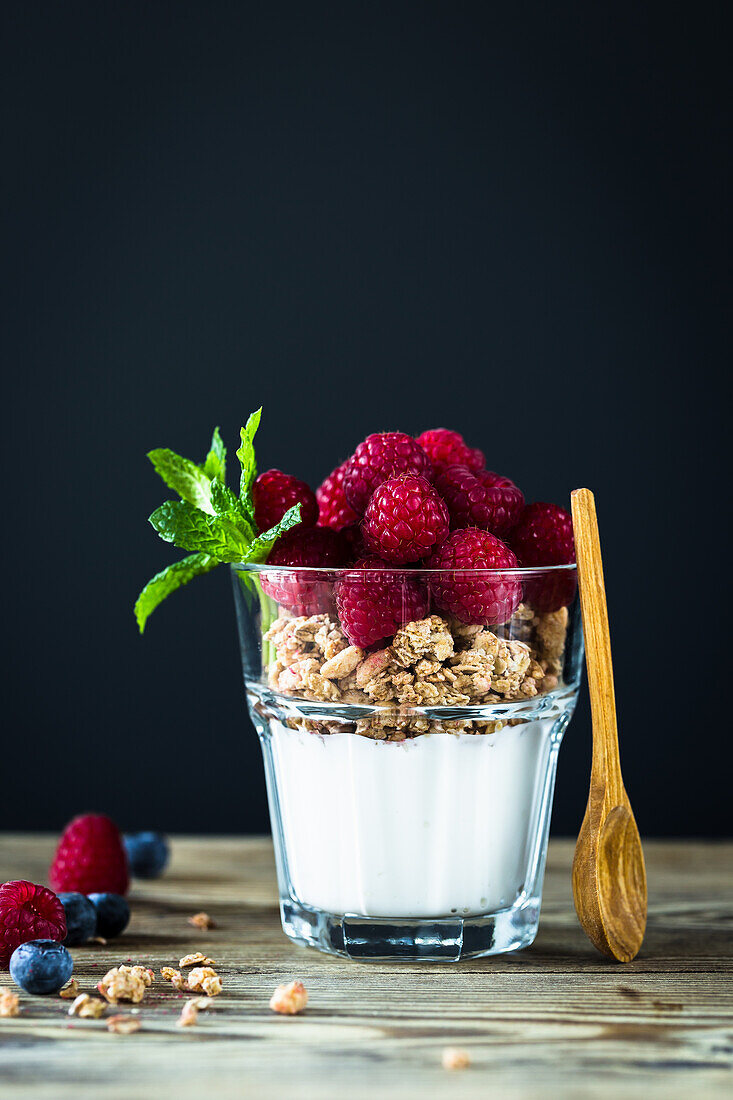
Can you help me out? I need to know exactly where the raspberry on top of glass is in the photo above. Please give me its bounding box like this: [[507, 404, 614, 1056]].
[[135, 414, 576, 728]]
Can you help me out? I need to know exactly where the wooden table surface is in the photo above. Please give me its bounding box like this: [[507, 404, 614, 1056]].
[[0, 836, 731, 1099]]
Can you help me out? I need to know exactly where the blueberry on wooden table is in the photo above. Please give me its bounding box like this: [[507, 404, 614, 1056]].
[[123, 832, 169, 879], [10, 939, 73, 994], [58, 893, 97, 945], [87, 893, 130, 938]]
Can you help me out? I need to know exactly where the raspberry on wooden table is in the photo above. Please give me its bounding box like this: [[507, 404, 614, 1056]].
[[510, 502, 577, 612], [335, 556, 429, 647], [261, 527, 350, 616], [49, 814, 129, 897], [342, 433, 432, 514], [316, 461, 358, 530], [426, 527, 523, 626], [0, 881, 67, 968], [416, 428, 485, 474], [362, 474, 449, 563], [253, 469, 318, 533], [434, 465, 525, 536]]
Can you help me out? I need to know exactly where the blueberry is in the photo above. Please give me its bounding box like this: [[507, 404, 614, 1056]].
[[58, 892, 97, 945], [87, 893, 130, 938], [10, 939, 73, 994], [123, 832, 169, 879]]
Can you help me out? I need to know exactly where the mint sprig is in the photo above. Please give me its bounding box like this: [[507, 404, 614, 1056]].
[[135, 409, 301, 632]]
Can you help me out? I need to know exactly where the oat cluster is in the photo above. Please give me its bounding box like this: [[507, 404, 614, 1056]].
[[188, 911, 216, 930], [0, 987, 20, 1017], [264, 606, 568, 739], [187, 967, 222, 996], [106, 1014, 141, 1035], [269, 980, 308, 1015], [177, 997, 211, 1027], [97, 965, 154, 1005], [68, 993, 107, 1019], [161, 964, 222, 997], [442, 1047, 471, 1071]]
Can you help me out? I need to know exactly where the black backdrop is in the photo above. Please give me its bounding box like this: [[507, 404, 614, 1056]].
[[2, 1, 728, 836]]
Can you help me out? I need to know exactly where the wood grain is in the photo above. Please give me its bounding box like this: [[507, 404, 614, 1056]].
[[1, 836, 731, 1099]]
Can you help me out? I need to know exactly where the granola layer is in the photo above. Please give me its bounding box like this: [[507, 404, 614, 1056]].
[[263, 606, 568, 741]]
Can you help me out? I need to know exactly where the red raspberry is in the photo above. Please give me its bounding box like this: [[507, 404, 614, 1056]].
[[335, 556, 429, 647], [342, 433, 432, 514], [416, 428, 485, 473], [0, 881, 66, 968], [434, 465, 525, 536], [426, 528, 522, 626], [253, 469, 318, 534], [316, 462, 358, 530], [510, 502, 576, 611], [49, 814, 129, 897], [261, 527, 350, 616], [341, 522, 368, 562], [362, 474, 449, 564]]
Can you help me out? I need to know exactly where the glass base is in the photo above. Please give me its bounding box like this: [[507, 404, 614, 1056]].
[[280, 896, 541, 961]]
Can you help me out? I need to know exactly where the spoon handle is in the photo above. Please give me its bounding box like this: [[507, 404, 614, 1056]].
[[571, 489, 624, 802]]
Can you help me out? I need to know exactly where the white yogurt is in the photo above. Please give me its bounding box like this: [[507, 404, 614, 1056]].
[[266, 719, 558, 918]]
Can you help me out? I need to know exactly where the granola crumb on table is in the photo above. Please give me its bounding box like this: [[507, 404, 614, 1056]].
[[187, 967, 222, 996], [177, 999, 200, 1027], [442, 1047, 471, 1070], [179, 952, 216, 969], [264, 607, 568, 740], [59, 978, 80, 1000], [188, 911, 216, 930], [106, 1014, 141, 1035], [97, 965, 153, 1005], [161, 967, 187, 991], [68, 993, 107, 1019], [0, 987, 20, 1017], [269, 980, 308, 1015]]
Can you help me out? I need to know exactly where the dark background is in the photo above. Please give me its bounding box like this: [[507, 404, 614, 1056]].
[[2, 2, 728, 836]]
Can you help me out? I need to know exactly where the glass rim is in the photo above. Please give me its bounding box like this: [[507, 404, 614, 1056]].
[[232, 562, 577, 577]]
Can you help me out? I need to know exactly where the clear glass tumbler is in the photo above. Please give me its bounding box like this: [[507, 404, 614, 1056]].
[[232, 561, 583, 961]]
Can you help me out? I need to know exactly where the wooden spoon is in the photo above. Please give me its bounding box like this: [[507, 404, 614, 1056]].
[[570, 488, 647, 962]]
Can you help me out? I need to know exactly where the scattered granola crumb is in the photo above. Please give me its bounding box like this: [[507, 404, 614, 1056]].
[[269, 980, 308, 1015], [68, 994, 107, 1019], [90, 936, 108, 946], [179, 952, 216, 969], [0, 987, 20, 1017], [161, 967, 187, 991], [97, 966, 152, 1004], [106, 1014, 141, 1035], [59, 978, 80, 1000], [187, 967, 222, 996], [442, 1047, 471, 1070], [188, 911, 216, 931], [177, 999, 202, 1027]]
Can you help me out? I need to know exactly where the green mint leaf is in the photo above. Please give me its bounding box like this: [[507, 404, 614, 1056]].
[[241, 503, 302, 563], [210, 477, 239, 515], [210, 479, 257, 543], [147, 449, 214, 515], [134, 553, 217, 633], [149, 501, 251, 562], [236, 407, 262, 526], [203, 426, 226, 483]]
